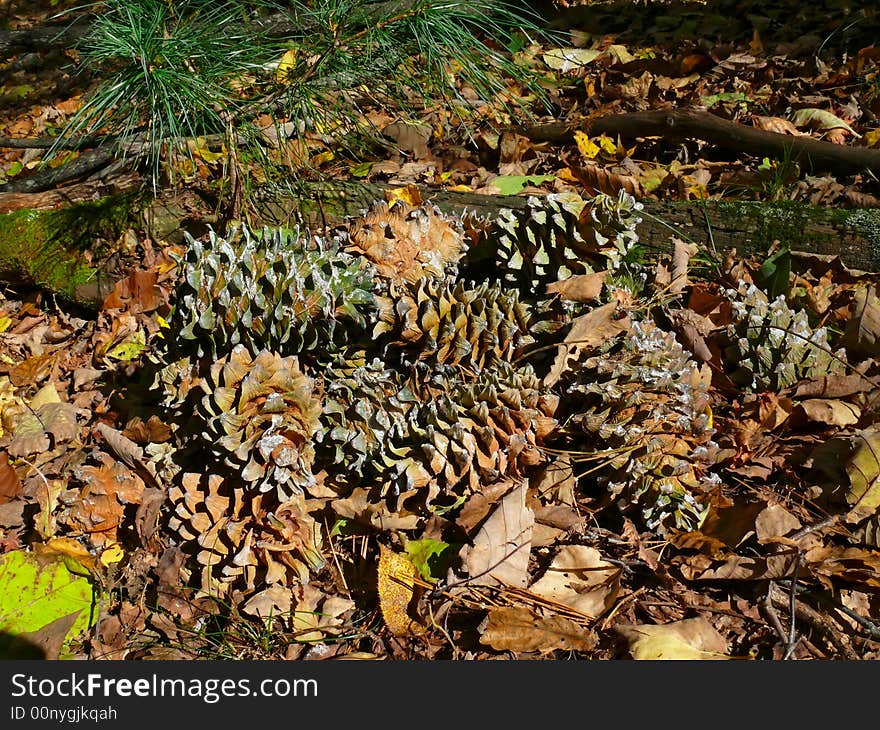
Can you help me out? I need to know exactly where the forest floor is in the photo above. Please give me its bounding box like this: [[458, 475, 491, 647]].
[[1, 0, 880, 660]]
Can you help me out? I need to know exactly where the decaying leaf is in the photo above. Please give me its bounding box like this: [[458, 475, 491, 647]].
[[480, 606, 595, 653], [845, 428, 880, 521], [462, 481, 533, 588], [377, 545, 425, 637], [528, 546, 620, 619], [617, 617, 729, 660]]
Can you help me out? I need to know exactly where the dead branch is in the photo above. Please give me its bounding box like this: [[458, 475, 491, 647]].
[[523, 109, 880, 177]]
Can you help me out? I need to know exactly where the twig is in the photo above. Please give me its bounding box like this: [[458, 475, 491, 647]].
[[769, 584, 859, 660], [783, 552, 800, 660], [762, 586, 789, 648]]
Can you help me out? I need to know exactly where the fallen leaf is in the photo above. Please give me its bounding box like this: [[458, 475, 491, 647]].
[[544, 302, 631, 387], [669, 237, 698, 295], [616, 617, 729, 660], [0, 550, 96, 659], [377, 545, 425, 636], [843, 285, 880, 358], [528, 545, 620, 619], [755, 503, 802, 543], [845, 428, 880, 521], [795, 398, 860, 426], [242, 584, 292, 619], [480, 606, 595, 653], [0, 451, 21, 505], [542, 47, 602, 71], [546, 271, 607, 302], [791, 108, 860, 138], [568, 160, 642, 197], [463, 481, 533, 588]]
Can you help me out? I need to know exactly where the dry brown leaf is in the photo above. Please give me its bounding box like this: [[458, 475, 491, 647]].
[[796, 398, 860, 426], [805, 545, 880, 589], [331, 488, 421, 531], [377, 545, 425, 636], [754, 503, 802, 543], [843, 285, 880, 358], [544, 302, 631, 387], [616, 617, 729, 660], [568, 160, 642, 197], [7, 413, 50, 457], [669, 237, 698, 295], [546, 271, 607, 302], [242, 584, 293, 619], [528, 545, 619, 619], [480, 606, 595, 654], [751, 115, 805, 136], [680, 553, 796, 581], [291, 583, 355, 642], [463, 481, 533, 588]]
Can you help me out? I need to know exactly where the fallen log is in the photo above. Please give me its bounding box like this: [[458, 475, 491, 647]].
[[3, 178, 880, 306], [523, 109, 880, 178]]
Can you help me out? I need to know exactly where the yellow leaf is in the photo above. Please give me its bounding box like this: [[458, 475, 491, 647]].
[[866, 129, 880, 149], [845, 429, 880, 521], [446, 184, 473, 192], [617, 617, 730, 660], [574, 130, 600, 160], [377, 545, 425, 636], [100, 543, 125, 567], [0, 316, 10, 333], [41, 537, 96, 574], [276, 48, 299, 82], [384, 185, 422, 208], [597, 133, 617, 156], [29, 383, 61, 410]]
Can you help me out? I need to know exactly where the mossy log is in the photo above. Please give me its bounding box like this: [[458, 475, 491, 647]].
[[2, 179, 880, 307], [0, 190, 139, 303], [254, 182, 880, 270]]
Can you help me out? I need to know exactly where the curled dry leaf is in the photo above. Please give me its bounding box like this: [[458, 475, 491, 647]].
[[480, 606, 595, 654], [616, 617, 729, 660], [528, 545, 620, 619], [754, 503, 802, 543]]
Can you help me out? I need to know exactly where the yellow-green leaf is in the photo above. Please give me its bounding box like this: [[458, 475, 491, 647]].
[[0, 550, 96, 659]]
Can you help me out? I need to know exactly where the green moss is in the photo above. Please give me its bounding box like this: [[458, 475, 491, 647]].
[[0, 194, 137, 302]]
